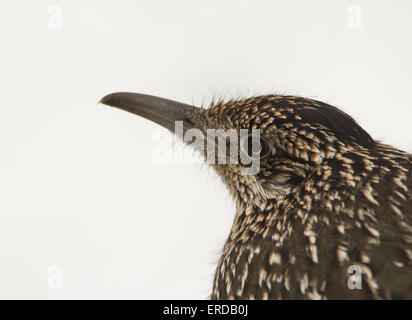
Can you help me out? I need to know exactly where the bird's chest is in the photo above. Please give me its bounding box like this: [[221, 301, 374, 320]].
[[210, 208, 355, 300], [211, 212, 305, 299]]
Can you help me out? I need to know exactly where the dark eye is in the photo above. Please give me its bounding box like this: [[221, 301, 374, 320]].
[[240, 133, 274, 160]]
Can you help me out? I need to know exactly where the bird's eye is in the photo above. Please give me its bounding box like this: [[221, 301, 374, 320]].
[[240, 133, 274, 160]]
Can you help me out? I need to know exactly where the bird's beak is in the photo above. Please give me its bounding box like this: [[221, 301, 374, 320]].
[[99, 92, 200, 132]]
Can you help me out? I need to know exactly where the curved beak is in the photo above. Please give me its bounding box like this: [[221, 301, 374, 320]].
[[99, 92, 200, 132]]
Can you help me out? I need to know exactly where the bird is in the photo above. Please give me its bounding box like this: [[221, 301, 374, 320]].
[[100, 92, 412, 300]]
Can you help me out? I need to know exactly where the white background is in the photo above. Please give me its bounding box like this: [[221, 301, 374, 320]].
[[0, 0, 411, 299]]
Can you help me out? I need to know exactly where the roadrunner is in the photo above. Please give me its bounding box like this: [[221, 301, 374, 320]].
[[100, 92, 412, 299]]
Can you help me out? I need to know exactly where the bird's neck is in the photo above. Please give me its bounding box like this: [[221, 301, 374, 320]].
[[227, 142, 412, 241]]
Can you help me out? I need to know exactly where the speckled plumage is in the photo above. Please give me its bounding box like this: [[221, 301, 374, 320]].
[[200, 95, 412, 300], [101, 92, 412, 300]]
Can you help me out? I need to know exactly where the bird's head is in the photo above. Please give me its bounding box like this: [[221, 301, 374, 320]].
[[100, 92, 374, 209]]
